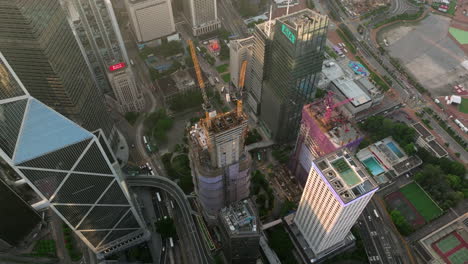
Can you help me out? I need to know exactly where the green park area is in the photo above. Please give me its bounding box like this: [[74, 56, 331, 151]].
[[449, 27, 468, 45], [458, 97, 468, 114], [400, 182, 442, 222], [144, 110, 173, 145], [221, 73, 230, 83], [215, 64, 229, 74]]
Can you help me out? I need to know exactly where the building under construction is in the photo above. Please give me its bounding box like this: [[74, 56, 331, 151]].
[[188, 102, 252, 219], [290, 96, 363, 186]]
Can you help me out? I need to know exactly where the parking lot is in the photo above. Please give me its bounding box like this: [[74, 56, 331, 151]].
[[381, 14, 468, 96]]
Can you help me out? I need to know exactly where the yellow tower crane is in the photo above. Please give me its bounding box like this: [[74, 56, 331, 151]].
[[187, 39, 210, 111]]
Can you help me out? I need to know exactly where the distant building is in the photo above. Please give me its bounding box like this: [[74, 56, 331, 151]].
[[188, 103, 251, 219], [126, 0, 176, 43], [417, 213, 467, 264], [63, 0, 145, 113], [292, 148, 378, 261], [357, 137, 422, 186], [218, 200, 260, 264], [412, 123, 448, 158], [182, 0, 220, 36], [290, 103, 363, 186], [230, 37, 254, 92], [157, 69, 197, 103], [318, 60, 384, 118], [247, 9, 329, 142]]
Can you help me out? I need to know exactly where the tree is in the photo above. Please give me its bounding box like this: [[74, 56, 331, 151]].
[[155, 218, 176, 239], [390, 210, 414, 236]]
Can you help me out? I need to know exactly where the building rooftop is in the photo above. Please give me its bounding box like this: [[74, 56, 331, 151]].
[[333, 78, 372, 107], [279, 9, 327, 29], [428, 140, 448, 157], [418, 213, 467, 264], [314, 149, 378, 203], [230, 36, 254, 51], [321, 61, 347, 83], [220, 200, 258, 235], [413, 122, 432, 139], [202, 106, 247, 135]]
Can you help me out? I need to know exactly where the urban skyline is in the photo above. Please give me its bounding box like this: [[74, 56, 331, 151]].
[[0, 1, 466, 263]]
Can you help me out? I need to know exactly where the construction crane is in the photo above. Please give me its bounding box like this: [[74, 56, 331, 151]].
[[323, 91, 353, 121], [187, 39, 210, 111], [238, 60, 248, 92]]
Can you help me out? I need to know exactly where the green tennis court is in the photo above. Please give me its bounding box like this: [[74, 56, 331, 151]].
[[459, 98, 468, 114], [448, 248, 468, 264], [437, 234, 461, 253], [449, 27, 468, 45], [400, 182, 442, 222]]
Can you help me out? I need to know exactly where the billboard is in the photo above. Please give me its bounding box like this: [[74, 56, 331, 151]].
[[109, 62, 126, 71]]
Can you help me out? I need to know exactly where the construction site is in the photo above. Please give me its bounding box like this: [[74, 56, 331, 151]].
[[186, 38, 252, 220], [290, 91, 363, 186], [340, 0, 390, 17]]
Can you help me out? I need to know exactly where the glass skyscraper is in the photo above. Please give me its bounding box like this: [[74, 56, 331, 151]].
[[252, 9, 328, 143], [0, 0, 115, 140], [0, 53, 147, 257], [63, 0, 144, 113]]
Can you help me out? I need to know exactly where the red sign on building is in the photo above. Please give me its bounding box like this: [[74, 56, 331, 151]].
[[109, 62, 126, 71]]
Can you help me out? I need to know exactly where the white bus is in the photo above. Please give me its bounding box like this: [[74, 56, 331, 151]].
[[149, 171, 155, 176], [373, 209, 379, 218], [156, 192, 162, 202], [169, 237, 174, 248], [143, 136, 148, 144], [170, 200, 174, 209]]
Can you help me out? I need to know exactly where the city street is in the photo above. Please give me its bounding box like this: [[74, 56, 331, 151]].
[[359, 199, 408, 264], [217, 0, 247, 38]]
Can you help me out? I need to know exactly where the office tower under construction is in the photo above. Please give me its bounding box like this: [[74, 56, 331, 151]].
[[189, 102, 252, 219]]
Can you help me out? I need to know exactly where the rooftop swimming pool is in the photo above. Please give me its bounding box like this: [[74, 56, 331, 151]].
[[387, 141, 404, 158], [362, 157, 385, 176]]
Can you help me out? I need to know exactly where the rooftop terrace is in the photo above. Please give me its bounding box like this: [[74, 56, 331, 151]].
[[279, 9, 327, 29], [315, 149, 378, 203], [220, 200, 258, 235]]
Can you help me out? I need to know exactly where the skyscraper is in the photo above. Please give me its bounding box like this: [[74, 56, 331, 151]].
[[293, 148, 377, 259], [0, 53, 147, 257], [125, 0, 176, 43], [229, 36, 254, 92], [246, 9, 328, 142], [182, 0, 220, 36], [290, 103, 363, 185], [0, 0, 115, 141], [218, 200, 260, 264], [62, 0, 144, 113], [188, 103, 251, 219]]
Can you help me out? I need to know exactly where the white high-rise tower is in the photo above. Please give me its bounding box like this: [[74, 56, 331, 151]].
[[294, 148, 378, 257], [182, 0, 220, 36]]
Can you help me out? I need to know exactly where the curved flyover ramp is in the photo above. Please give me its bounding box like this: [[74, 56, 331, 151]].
[[127, 176, 211, 264]]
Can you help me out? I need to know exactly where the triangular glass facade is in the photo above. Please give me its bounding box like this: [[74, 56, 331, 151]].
[[13, 99, 92, 164]]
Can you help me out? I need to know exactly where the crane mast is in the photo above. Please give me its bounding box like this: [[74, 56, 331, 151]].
[[187, 39, 210, 110]]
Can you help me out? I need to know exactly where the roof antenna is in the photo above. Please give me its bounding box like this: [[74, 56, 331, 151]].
[[286, 0, 291, 16], [267, 4, 273, 37]]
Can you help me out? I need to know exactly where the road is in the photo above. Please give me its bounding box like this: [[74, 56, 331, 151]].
[[127, 176, 211, 264], [359, 198, 407, 264], [217, 0, 247, 38]]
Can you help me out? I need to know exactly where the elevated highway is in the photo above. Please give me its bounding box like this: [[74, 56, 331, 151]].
[[127, 176, 211, 264]]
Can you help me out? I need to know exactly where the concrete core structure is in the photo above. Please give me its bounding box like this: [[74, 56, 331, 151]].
[[188, 102, 251, 220]]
